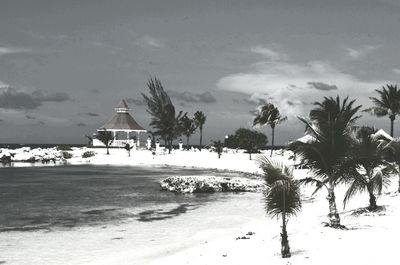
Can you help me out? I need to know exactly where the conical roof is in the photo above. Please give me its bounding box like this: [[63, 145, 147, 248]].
[[115, 98, 129, 110], [99, 99, 146, 131]]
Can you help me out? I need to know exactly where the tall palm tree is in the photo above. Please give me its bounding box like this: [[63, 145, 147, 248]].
[[253, 103, 287, 157], [289, 96, 361, 228], [194, 111, 207, 150], [343, 126, 393, 211], [97, 129, 114, 155], [181, 115, 197, 150], [257, 156, 301, 258], [365, 84, 400, 137], [382, 139, 400, 193]]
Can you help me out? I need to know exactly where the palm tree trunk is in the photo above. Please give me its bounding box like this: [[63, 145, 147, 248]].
[[199, 127, 203, 151], [270, 126, 275, 157], [390, 117, 394, 137], [398, 169, 400, 193], [368, 190, 377, 211], [281, 196, 291, 258], [327, 182, 341, 227], [106, 145, 109, 155], [186, 135, 189, 150], [249, 152, 252, 160]]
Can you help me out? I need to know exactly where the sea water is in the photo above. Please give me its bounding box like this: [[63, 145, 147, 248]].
[[0, 165, 265, 264]]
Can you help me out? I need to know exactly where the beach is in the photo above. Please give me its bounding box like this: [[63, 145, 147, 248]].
[[1, 147, 400, 264]]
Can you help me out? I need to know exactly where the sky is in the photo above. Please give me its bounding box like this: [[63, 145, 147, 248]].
[[1, 0, 400, 144]]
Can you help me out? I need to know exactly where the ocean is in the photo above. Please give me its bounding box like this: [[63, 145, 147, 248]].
[[0, 165, 264, 264]]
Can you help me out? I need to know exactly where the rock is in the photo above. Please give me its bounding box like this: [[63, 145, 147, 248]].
[[160, 175, 265, 193], [0, 147, 64, 163]]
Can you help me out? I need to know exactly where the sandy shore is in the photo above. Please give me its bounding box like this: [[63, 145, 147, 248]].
[[1, 147, 400, 264]]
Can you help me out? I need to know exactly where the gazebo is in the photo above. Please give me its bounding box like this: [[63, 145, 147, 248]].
[[93, 99, 147, 147]]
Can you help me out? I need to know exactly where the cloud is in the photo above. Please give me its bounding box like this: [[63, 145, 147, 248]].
[[167, 90, 216, 104], [80, 112, 99, 117], [135, 35, 165, 49], [77, 122, 87, 127], [126, 97, 146, 106], [346, 45, 380, 60], [25, 115, 36, 120], [250, 45, 286, 61], [0, 46, 32, 56], [90, 88, 101, 94], [393, 68, 400, 75], [0, 87, 71, 110], [307, 82, 338, 91], [217, 59, 383, 117]]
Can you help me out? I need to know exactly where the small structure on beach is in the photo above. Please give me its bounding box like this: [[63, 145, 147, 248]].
[[92, 99, 147, 148]]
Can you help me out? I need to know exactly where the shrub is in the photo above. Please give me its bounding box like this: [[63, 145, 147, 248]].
[[82, 151, 95, 158], [62, 151, 73, 159], [57, 145, 72, 151]]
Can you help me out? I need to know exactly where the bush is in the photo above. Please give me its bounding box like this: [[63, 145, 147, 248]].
[[82, 151, 96, 158], [62, 151, 73, 159], [225, 128, 268, 160]]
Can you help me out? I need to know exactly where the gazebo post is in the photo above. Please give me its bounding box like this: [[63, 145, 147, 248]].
[[137, 131, 140, 147]]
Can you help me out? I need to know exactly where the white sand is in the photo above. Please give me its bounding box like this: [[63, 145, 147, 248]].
[[1, 147, 400, 264]]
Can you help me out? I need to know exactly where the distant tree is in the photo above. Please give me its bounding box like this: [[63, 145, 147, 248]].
[[181, 115, 197, 150], [289, 96, 361, 228], [194, 111, 207, 150], [253, 103, 287, 157], [85, 134, 93, 147], [365, 84, 400, 137], [226, 128, 268, 160], [343, 126, 393, 210], [382, 139, 400, 193], [97, 129, 114, 155], [124, 143, 134, 157], [213, 140, 224, 159], [142, 77, 186, 153], [257, 156, 301, 258]]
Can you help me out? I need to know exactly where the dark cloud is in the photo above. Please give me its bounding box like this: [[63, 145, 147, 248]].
[[81, 112, 99, 117], [126, 97, 146, 106], [37, 121, 45, 126], [167, 90, 216, 104], [77, 122, 86, 127], [25, 115, 36, 119], [0, 87, 71, 110], [307, 82, 338, 91], [90, 89, 100, 94]]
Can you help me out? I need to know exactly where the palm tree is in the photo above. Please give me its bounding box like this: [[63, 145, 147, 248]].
[[382, 139, 400, 193], [194, 111, 207, 150], [289, 96, 361, 228], [142, 78, 186, 153], [97, 129, 114, 155], [343, 126, 393, 211], [365, 84, 400, 137], [257, 156, 301, 258], [253, 103, 287, 157], [181, 115, 197, 150], [212, 140, 224, 159]]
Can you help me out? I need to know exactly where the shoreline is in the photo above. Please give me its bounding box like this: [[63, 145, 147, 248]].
[[2, 146, 400, 264]]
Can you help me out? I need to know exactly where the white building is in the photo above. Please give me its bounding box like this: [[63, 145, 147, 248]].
[[92, 99, 147, 148]]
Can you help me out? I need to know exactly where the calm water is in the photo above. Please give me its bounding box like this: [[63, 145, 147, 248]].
[[0, 165, 236, 232]]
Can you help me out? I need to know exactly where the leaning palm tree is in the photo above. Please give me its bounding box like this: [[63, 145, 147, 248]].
[[343, 126, 393, 211], [194, 111, 207, 150], [97, 129, 114, 155], [289, 96, 361, 228], [365, 84, 400, 137], [382, 139, 400, 192], [257, 156, 301, 258], [253, 103, 287, 157]]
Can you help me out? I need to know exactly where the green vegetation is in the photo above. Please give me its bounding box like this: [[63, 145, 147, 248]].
[[194, 111, 207, 150], [257, 156, 301, 258], [225, 128, 267, 160], [97, 129, 114, 155], [253, 103, 287, 156]]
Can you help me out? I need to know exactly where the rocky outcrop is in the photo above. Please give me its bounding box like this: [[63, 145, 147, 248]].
[[160, 175, 265, 193], [0, 147, 64, 163]]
